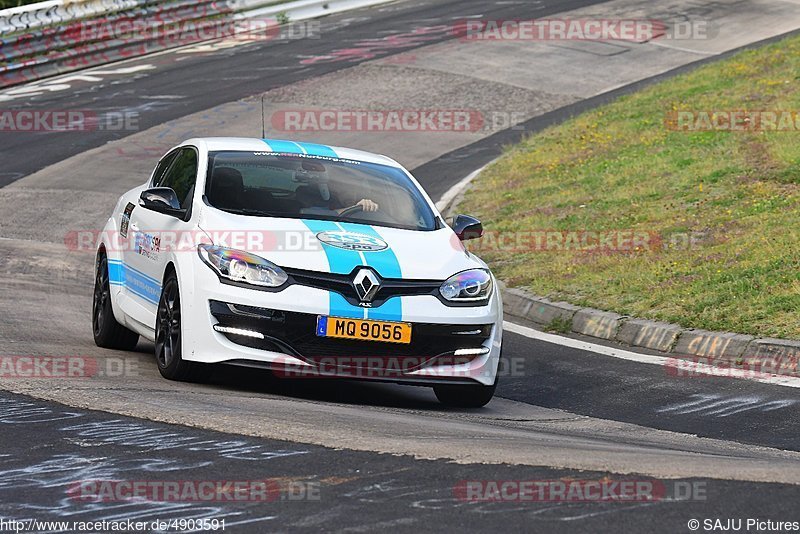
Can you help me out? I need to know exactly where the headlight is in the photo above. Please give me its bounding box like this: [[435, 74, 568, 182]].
[[439, 269, 493, 302], [198, 244, 288, 288]]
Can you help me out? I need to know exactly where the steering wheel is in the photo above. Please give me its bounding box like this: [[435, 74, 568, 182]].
[[337, 204, 369, 219]]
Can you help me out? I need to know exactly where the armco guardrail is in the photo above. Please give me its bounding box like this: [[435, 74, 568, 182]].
[[0, 1, 143, 35], [0, 0, 394, 89], [0, 0, 231, 87], [1, 0, 224, 64]]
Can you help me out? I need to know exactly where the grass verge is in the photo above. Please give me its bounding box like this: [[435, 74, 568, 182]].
[[1, 0, 44, 9], [459, 33, 800, 339]]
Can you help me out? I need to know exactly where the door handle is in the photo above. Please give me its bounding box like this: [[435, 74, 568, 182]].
[[129, 222, 140, 232]]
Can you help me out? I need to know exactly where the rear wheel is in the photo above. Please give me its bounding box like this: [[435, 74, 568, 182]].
[[93, 253, 139, 350], [155, 271, 197, 381], [434, 382, 496, 408]]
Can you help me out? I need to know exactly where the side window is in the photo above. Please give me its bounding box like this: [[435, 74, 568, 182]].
[[151, 150, 179, 187], [160, 147, 198, 210]]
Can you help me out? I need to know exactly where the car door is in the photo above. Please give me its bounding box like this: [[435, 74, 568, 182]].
[[123, 146, 199, 331], [116, 149, 179, 330]]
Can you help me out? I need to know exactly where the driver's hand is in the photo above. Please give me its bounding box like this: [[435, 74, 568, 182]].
[[356, 199, 379, 212]]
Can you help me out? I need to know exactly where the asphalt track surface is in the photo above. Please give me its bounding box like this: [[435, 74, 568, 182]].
[[0, 0, 606, 186], [2, 390, 798, 533], [2, 0, 800, 531]]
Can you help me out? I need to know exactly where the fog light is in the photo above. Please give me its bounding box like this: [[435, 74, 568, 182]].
[[213, 324, 264, 339]]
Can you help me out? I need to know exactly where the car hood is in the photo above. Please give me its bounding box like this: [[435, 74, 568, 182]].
[[197, 208, 485, 280]]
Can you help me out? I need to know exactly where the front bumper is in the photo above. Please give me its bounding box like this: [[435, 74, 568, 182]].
[[181, 261, 503, 385]]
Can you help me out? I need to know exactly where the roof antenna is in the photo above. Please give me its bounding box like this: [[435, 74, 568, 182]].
[[260, 95, 266, 139]]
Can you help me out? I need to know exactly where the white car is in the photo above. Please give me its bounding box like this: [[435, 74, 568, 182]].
[[93, 138, 502, 407]]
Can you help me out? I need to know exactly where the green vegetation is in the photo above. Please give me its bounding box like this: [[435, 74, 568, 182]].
[[0, 0, 42, 8], [545, 316, 573, 334], [460, 34, 800, 338]]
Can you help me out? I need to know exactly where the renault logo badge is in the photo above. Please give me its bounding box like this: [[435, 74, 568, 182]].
[[353, 269, 380, 302]]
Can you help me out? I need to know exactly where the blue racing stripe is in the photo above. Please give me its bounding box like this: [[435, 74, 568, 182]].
[[107, 260, 124, 286], [261, 139, 339, 158], [262, 139, 304, 154], [338, 223, 403, 322], [296, 142, 338, 158], [338, 223, 402, 278], [365, 293, 402, 322], [107, 260, 160, 305], [302, 220, 363, 275], [125, 269, 161, 305], [301, 220, 365, 319], [329, 293, 363, 319]]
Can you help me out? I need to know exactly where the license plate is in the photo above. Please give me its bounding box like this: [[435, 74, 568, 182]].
[[316, 316, 412, 344]]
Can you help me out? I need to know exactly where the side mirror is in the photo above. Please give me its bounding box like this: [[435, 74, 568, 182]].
[[450, 214, 484, 241], [139, 188, 186, 218]]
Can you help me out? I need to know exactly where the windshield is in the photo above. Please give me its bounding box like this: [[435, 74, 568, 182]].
[[204, 151, 437, 231]]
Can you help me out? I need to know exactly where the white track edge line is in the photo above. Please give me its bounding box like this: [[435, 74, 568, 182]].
[[504, 320, 800, 389]]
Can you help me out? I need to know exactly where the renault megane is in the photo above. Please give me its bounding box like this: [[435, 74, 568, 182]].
[[92, 138, 502, 407]]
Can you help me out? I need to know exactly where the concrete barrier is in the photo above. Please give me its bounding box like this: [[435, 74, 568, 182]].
[[0, 0, 395, 88], [616, 318, 681, 352], [501, 286, 800, 377]]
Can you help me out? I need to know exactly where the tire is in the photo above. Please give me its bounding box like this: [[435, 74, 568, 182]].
[[155, 270, 199, 381], [433, 382, 497, 408], [93, 252, 139, 350]]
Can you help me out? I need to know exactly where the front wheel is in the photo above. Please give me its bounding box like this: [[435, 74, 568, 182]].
[[155, 271, 197, 381], [433, 382, 496, 408]]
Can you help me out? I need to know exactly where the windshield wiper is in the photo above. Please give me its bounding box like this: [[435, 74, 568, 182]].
[[224, 208, 274, 217]]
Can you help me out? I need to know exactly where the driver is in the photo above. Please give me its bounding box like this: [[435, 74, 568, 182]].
[[342, 198, 379, 213], [295, 163, 379, 214]]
